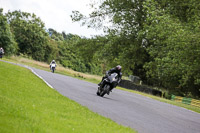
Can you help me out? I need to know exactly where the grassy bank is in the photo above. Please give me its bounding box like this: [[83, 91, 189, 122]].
[[0, 61, 136, 133]]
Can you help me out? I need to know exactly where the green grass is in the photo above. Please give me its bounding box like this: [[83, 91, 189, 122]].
[[0, 61, 136, 133]]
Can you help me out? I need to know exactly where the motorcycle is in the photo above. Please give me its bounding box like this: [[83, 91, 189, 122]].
[[97, 72, 119, 97], [50, 64, 56, 73]]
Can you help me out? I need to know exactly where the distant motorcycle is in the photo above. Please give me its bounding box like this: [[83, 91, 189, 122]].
[[50, 64, 56, 73], [97, 72, 119, 97]]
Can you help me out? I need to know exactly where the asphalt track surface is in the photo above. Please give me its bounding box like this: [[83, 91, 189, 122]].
[[29, 68, 200, 133], [1, 59, 200, 133]]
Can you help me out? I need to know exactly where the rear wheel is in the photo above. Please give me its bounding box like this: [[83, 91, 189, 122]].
[[52, 67, 55, 73]]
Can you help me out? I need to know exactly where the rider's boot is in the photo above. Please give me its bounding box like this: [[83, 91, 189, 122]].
[[107, 88, 113, 95], [98, 81, 102, 86]]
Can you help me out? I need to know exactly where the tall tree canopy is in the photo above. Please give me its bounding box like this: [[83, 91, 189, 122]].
[[71, 0, 200, 98], [143, 0, 200, 97], [71, 0, 149, 77], [0, 8, 17, 55], [6, 10, 49, 61]]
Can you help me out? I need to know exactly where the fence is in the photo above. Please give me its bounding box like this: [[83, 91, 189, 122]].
[[171, 95, 200, 108]]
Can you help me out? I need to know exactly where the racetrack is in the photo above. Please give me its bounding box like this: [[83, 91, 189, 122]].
[[31, 68, 200, 133]]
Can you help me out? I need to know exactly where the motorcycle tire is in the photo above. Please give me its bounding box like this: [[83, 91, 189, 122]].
[[96, 91, 100, 96], [52, 67, 55, 73], [100, 84, 109, 97], [100, 91, 107, 97]]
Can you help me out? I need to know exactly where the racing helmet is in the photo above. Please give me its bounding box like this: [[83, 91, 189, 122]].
[[116, 65, 122, 71]]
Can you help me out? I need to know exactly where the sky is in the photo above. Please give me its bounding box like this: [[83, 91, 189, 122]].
[[0, 0, 104, 38]]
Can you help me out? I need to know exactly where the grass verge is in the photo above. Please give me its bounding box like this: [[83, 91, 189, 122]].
[[3, 56, 102, 83], [118, 87, 200, 113], [0, 61, 136, 133]]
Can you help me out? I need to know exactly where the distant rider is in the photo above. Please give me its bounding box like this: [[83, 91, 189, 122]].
[[98, 65, 122, 90], [0, 47, 4, 58], [50, 60, 56, 70]]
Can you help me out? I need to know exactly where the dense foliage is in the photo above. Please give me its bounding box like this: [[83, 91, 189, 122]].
[[0, 9, 101, 75], [71, 0, 200, 98], [0, 9, 17, 55], [6, 10, 49, 61], [47, 29, 101, 74], [143, 0, 200, 97]]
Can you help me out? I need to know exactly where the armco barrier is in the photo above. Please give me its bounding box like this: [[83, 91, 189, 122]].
[[182, 97, 192, 105], [119, 80, 162, 97], [175, 96, 183, 103], [171, 95, 200, 107], [191, 99, 200, 108]]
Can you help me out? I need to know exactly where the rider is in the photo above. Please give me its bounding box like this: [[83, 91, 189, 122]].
[[50, 60, 56, 70], [98, 65, 122, 90], [0, 47, 4, 58]]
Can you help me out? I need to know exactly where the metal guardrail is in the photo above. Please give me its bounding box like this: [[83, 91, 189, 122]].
[[171, 95, 200, 108], [191, 99, 200, 108]]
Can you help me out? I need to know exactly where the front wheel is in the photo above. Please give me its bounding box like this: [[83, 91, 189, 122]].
[[100, 90, 107, 97], [96, 87, 100, 96], [100, 84, 110, 97], [96, 91, 100, 96]]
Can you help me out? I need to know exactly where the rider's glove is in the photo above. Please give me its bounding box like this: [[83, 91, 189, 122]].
[[106, 71, 109, 76]]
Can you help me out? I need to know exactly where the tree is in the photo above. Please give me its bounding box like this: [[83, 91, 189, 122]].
[[6, 10, 48, 61], [71, 0, 149, 78], [71, 0, 200, 98], [0, 8, 17, 55], [44, 38, 59, 63], [143, 0, 200, 97], [48, 28, 64, 41]]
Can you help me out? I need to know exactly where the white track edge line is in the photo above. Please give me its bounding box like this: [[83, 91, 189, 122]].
[[25, 65, 54, 89]]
